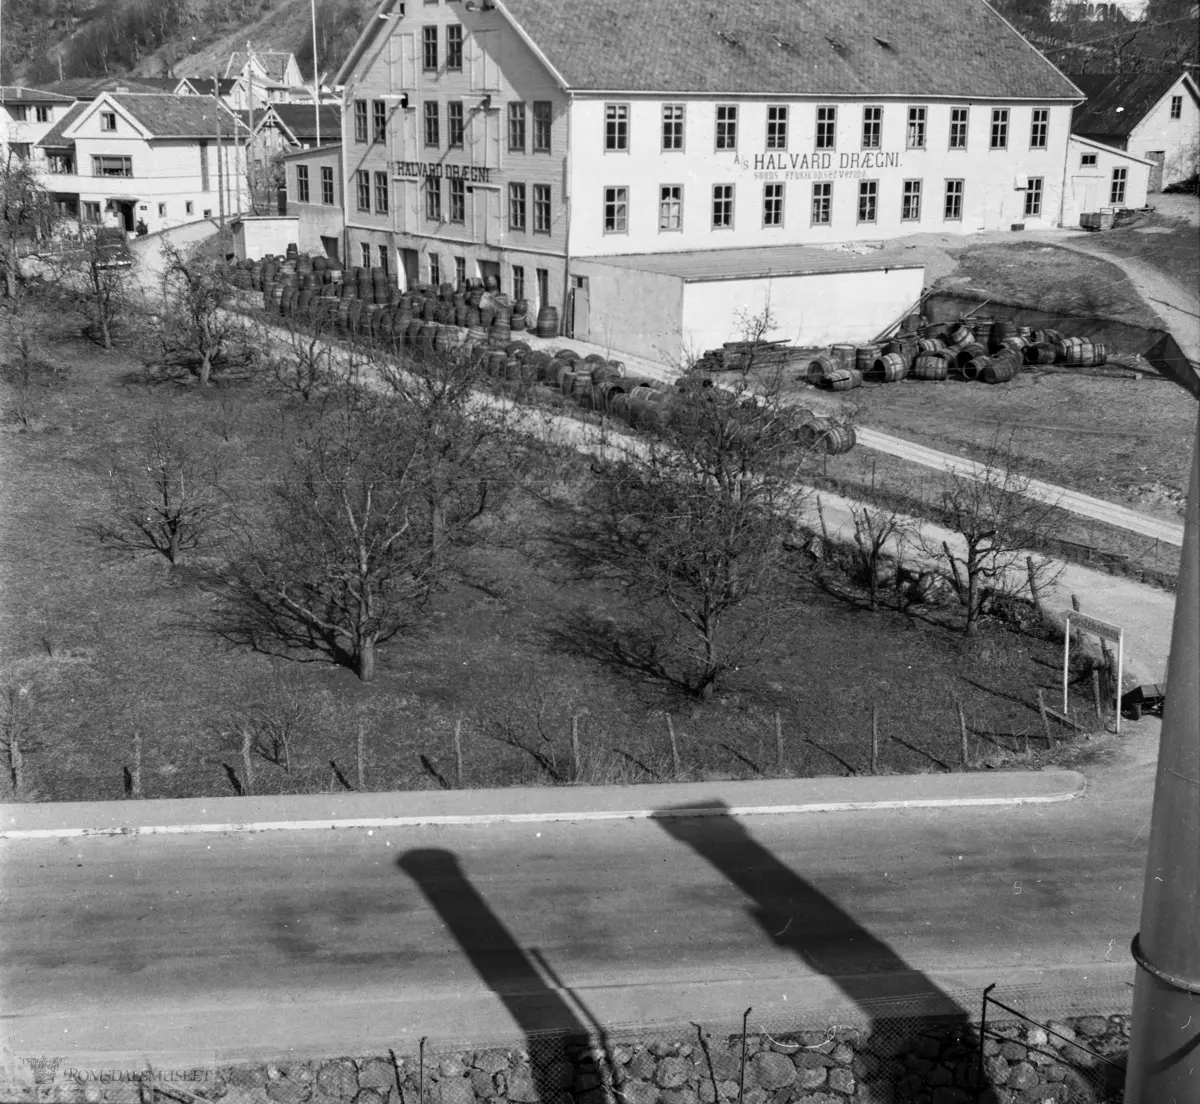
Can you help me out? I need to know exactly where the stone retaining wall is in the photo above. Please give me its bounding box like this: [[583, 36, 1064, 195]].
[[17, 1014, 1128, 1104]]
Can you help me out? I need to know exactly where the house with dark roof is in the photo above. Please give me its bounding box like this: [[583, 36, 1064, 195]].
[[35, 91, 250, 234], [221, 49, 325, 108], [1069, 70, 1199, 189], [325, 0, 1089, 357]]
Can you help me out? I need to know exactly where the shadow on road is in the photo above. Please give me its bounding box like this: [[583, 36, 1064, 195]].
[[650, 802, 968, 1027], [397, 848, 593, 1101]]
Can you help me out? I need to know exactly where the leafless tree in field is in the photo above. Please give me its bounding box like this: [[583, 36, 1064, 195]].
[[96, 417, 227, 566], [224, 384, 441, 683], [926, 432, 1062, 636], [154, 241, 239, 386], [850, 503, 915, 612], [51, 226, 139, 351], [567, 369, 816, 699]]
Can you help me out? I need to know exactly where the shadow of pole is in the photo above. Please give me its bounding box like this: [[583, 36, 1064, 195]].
[[397, 848, 588, 1102], [650, 803, 968, 1026]]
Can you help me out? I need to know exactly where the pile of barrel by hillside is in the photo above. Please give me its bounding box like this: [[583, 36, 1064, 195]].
[[805, 312, 1109, 392], [245, 255, 856, 456]]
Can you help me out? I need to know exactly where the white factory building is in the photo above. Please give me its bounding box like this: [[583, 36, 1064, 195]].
[[319, 0, 1097, 361]]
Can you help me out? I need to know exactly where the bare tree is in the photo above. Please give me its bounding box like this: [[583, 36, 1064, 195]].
[[850, 503, 914, 612], [927, 432, 1062, 636], [570, 370, 815, 699], [0, 287, 52, 426], [252, 308, 347, 403], [51, 227, 138, 350], [96, 417, 227, 566], [378, 346, 521, 577], [1, 151, 54, 299], [155, 240, 239, 386], [225, 385, 440, 683]]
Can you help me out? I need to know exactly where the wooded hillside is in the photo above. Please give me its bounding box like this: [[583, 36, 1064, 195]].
[[0, 0, 364, 86]]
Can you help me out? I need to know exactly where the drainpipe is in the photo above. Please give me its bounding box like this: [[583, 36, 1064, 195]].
[[1123, 408, 1200, 1102], [559, 93, 572, 337]]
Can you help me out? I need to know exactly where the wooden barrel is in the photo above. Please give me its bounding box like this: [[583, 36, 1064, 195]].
[[945, 323, 973, 347], [989, 319, 1018, 350], [911, 354, 951, 381], [855, 345, 882, 374], [870, 352, 910, 382], [916, 337, 948, 354], [1000, 336, 1028, 356], [953, 342, 988, 372], [1024, 342, 1057, 365], [536, 305, 560, 338], [824, 367, 864, 391], [961, 354, 990, 382], [968, 316, 994, 343], [823, 424, 858, 454], [884, 336, 917, 363], [490, 318, 512, 346], [806, 354, 839, 385], [1060, 339, 1106, 366], [899, 312, 924, 334], [830, 343, 857, 370], [983, 358, 1019, 384]]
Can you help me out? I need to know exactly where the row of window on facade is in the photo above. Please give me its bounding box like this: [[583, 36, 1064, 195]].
[[353, 97, 553, 153], [605, 103, 1051, 154], [71, 199, 205, 220], [600, 168, 1130, 232], [6, 104, 54, 122]]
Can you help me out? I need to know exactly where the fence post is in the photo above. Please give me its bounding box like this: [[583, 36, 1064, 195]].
[[132, 732, 143, 799], [1092, 670, 1103, 724], [454, 719, 464, 788], [775, 711, 785, 773], [738, 1007, 752, 1104], [666, 715, 682, 778], [957, 701, 969, 770], [357, 723, 366, 791], [1037, 690, 1054, 751], [870, 706, 879, 776], [571, 714, 582, 781], [241, 728, 254, 795], [978, 983, 995, 1103]]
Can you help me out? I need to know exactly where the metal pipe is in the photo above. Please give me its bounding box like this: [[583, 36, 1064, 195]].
[[1124, 408, 1200, 1102]]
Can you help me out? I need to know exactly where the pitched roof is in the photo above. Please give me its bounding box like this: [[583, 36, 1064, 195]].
[[105, 94, 247, 139], [262, 103, 341, 141], [182, 77, 241, 97], [0, 85, 75, 104], [226, 50, 295, 84], [496, 0, 1082, 98], [36, 76, 169, 99], [1069, 69, 1194, 138], [36, 101, 88, 147], [122, 77, 186, 91]]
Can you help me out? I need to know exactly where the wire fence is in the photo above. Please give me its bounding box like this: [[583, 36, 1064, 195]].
[[5, 979, 1132, 1104]]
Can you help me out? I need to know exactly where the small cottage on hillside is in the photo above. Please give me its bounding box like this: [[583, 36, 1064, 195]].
[[1069, 70, 1199, 190]]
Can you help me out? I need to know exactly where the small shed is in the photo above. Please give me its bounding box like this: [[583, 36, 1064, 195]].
[[231, 215, 300, 261], [568, 246, 925, 365], [1062, 136, 1152, 227]]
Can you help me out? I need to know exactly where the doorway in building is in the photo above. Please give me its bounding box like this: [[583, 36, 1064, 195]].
[[320, 235, 340, 262], [107, 200, 135, 233], [570, 275, 589, 341], [1146, 151, 1165, 193], [400, 248, 420, 290], [479, 260, 501, 293]]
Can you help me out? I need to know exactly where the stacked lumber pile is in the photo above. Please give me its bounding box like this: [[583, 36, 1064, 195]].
[[694, 339, 795, 373]]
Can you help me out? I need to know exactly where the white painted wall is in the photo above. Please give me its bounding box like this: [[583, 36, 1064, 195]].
[[1127, 76, 1200, 188], [233, 215, 300, 260], [1062, 137, 1151, 226], [679, 267, 926, 355], [568, 97, 1076, 256]]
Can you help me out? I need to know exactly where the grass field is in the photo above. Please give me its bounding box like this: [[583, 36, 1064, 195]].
[[821, 370, 1196, 526], [0, 305, 1105, 803]]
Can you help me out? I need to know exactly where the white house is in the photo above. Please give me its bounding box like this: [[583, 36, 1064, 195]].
[[1070, 70, 1200, 190], [36, 91, 249, 234], [282, 143, 346, 259], [224, 50, 320, 109], [329, 0, 1086, 358], [1, 86, 76, 166]]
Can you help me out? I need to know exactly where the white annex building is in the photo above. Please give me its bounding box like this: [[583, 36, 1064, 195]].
[[326, 0, 1098, 359]]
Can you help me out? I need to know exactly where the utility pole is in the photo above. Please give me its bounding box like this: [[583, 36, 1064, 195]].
[[1124, 408, 1200, 1102], [310, 0, 321, 148], [213, 72, 225, 232]]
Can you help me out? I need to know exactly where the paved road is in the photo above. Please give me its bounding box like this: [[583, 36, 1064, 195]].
[[0, 734, 1151, 1068]]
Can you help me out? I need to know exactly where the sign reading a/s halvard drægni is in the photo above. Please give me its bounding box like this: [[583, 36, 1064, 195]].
[[739, 150, 904, 182], [391, 161, 492, 183]]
